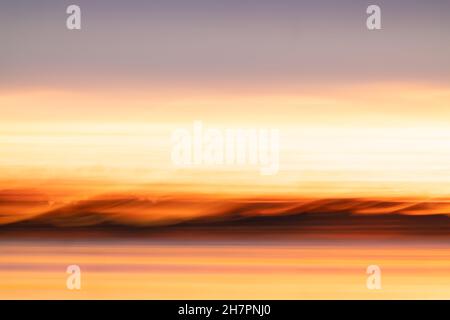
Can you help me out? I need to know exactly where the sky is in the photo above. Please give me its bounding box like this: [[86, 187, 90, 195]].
[[0, 0, 450, 202], [1, 0, 450, 90]]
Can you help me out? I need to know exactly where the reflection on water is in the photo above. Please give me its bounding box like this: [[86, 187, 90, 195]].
[[0, 240, 449, 299]]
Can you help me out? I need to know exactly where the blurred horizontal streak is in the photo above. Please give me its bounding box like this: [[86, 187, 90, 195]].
[[1, 241, 449, 299]]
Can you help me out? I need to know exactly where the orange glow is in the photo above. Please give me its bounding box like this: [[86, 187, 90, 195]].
[[1, 242, 449, 299], [1, 84, 450, 202], [1, 83, 450, 299]]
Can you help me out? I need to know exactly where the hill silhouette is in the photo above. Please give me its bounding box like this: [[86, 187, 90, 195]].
[[1, 195, 450, 240]]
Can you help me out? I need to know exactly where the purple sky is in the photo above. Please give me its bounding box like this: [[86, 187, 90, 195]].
[[1, 0, 450, 90]]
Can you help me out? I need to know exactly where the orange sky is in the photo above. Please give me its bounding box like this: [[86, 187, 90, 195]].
[[1, 83, 450, 202]]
